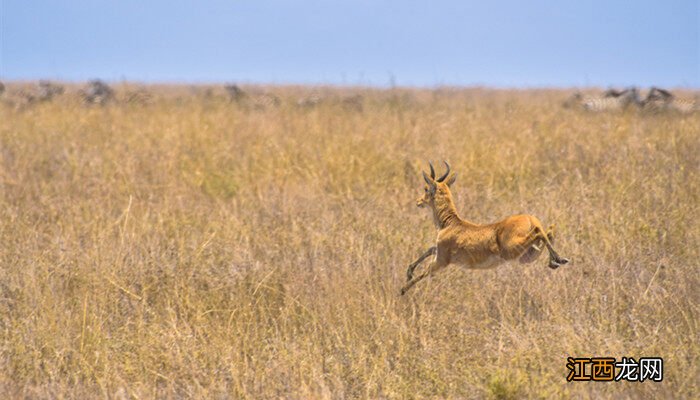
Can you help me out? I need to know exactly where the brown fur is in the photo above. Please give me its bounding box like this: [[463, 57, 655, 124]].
[[401, 163, 568, 295]]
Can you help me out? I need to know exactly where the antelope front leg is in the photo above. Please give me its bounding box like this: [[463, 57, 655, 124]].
[[406, 246, 436, 281], [400, 259, 447, 296]]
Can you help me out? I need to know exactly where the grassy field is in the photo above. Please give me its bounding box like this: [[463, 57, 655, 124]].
[[0, 85, 698, 399]]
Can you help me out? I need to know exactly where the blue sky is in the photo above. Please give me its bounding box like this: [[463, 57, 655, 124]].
[[1, 1, 698, 87]]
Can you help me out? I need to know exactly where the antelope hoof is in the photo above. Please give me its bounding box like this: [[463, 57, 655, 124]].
[[549, 257, 569, 269]]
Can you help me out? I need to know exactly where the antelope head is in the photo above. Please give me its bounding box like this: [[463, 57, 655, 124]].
[[416, 161, 457, 209]]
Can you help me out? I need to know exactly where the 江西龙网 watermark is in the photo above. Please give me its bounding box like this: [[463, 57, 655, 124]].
[[566, 357, 663, 382]]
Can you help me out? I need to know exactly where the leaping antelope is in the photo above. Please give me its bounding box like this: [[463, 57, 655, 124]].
[[401, 162, 569, 295]]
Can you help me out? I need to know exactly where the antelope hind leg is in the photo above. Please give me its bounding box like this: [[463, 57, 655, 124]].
[[520, 225, 556, 263], [517, 224, 567, 268], [519, 239, 544, 264], [539, 225, 569, 269]]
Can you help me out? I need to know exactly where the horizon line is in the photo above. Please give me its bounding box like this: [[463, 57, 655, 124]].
[[2, 78, 699, 91]]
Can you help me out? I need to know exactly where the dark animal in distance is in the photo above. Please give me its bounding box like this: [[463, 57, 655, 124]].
[[81, 80, 114, 105]]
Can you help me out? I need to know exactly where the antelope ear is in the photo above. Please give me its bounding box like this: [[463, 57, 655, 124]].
[[446, 173, 457, 187]]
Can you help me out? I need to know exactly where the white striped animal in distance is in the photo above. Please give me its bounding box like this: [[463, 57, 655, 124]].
[[123, 89, 154, 105], [642, 87, 698, 114], [1, 81, 64, 110], [249, 93, 281, 110], [296, 94, 323, 108], [225, 84, 280, 110], [563, 87, 641, 112], [37, 80, 64, 102], [1, 89, 37, 111]]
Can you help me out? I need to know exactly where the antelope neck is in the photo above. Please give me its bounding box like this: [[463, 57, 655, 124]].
[[431, 193, 461, 229]]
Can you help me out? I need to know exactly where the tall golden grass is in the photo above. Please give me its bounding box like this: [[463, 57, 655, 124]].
[[0, 85, 698, 399]]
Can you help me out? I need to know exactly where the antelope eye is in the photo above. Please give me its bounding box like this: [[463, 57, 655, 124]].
[[424, 188, 428, 192]]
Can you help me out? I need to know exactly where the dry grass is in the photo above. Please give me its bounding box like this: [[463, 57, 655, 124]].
[[0, 85, 698, 399]]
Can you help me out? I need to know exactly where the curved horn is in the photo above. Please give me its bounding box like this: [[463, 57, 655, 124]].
[[437, 161, 450, 182], [422, 171, 434, 187], [428, 161, 435, 179]]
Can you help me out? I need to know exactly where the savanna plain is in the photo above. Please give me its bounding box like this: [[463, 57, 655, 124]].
[[0, 85, 698, 399]]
